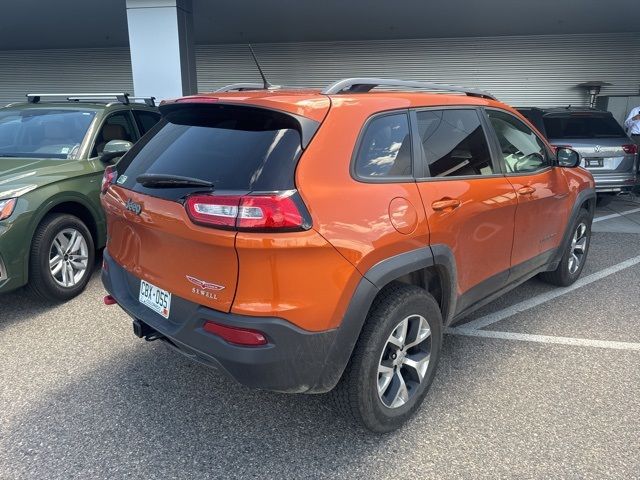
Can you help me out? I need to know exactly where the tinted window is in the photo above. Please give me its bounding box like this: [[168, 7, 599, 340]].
[[134, 110, 161, 135], [417, 109, 493, 177], [0, 108, 95, 160], [92, 112, 137, 156], [543, 115, 626, 139], [487, 110, 550, 173], [355, 113, 412, 178], [118, 104, 303, 201]]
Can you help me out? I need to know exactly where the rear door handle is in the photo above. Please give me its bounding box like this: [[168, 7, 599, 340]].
[[432, 199, 461, 211], [517, 186, 536, 195]]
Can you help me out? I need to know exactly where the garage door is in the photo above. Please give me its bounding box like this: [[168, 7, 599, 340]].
[[1, 33, 638, 108], [0, 47, 134, 106], [197, 32, 640, 108]]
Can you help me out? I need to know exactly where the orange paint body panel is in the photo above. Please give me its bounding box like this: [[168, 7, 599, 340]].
[[233, 230, 361, 331], [296, 97, 430, 277], [416, 178, 518, 295], [102, 186, 238, 311], [164, 91, 331, 123]]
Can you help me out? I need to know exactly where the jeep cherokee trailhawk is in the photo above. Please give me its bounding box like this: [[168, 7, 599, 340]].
[[101, 78, 595, 432]]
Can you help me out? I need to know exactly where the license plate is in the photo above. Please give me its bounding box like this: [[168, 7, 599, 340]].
[[586, 158, 603, 168], [139, 279, 171, 319]]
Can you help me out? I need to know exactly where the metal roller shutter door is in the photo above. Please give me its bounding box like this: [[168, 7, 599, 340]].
[[196, 32, 640, 107], [0, 48, 134, 106]]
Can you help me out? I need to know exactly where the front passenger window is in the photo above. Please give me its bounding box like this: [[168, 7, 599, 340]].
[[487, 110, 550, 173]]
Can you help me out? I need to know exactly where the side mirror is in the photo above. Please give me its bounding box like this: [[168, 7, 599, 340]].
[[100, 139, 133, 163], [556, 147, 581, 168]]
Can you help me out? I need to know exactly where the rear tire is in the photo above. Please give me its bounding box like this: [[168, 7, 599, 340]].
[[28, 214, 95, 302], [539, 209, 591, 287], [331, 282, 442, 433]]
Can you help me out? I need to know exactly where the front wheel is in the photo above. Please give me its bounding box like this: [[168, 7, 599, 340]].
[[29, 214, 95, 302], [540, 209, 591, 287], [331, 283, 443, 433]]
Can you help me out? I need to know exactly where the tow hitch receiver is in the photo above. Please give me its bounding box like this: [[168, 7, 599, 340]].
[[132, 319, 162, 341]]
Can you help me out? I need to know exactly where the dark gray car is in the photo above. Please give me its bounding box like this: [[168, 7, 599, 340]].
[[518, 107, 638, 201]]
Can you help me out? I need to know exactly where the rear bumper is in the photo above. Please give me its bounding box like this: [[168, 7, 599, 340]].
[[591, 172, 637, 192], [101, 251, 340, 393]]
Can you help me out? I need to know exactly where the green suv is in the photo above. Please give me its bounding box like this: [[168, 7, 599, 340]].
[[0, 93, 160, 301]]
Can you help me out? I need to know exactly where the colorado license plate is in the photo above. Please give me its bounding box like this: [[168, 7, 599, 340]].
[[139, 279, 171, 319]]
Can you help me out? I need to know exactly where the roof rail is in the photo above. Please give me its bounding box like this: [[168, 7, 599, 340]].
[[26, 93, 156, 106], [215, 83, 273, 92], [321, 78, 497, 100]]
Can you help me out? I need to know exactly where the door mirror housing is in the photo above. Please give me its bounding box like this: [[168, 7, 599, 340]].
[[556, 147, 581, 168], [100, 139, 133, 163]]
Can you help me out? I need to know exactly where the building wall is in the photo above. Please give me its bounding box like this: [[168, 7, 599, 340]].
[[1, 33, 638, 107], [196, 33, 640, 107], [0, 48, 134, 105]]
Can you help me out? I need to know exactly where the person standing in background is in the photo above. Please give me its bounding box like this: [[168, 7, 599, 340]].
[[625, 106, 640, 147], [625, 106, 640, 194]]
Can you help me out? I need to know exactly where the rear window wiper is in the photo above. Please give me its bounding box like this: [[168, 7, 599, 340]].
[[136, 173, 214, 189]]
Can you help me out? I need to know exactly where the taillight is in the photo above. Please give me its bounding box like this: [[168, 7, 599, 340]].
[[203, 321, 267, 346], [101, 166, 117, 194], [185, 190, 311, 232], [622, 144, 638, 155]]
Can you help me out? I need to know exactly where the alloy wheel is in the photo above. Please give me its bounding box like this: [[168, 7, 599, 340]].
[[377, 314, 432, 409], [568, 222, 588, 275], [49, 228, 89, 288]]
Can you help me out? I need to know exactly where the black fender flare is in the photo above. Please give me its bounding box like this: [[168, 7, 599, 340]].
[[549, 188, 596, 269], [310, 245, 457, 392]]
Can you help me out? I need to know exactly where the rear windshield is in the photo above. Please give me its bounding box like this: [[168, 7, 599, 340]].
[[543, 115, 626, 139], [117, 104, 304, 200]]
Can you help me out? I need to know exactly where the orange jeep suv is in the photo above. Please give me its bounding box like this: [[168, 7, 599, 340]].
[[101, 78, 595, 432]]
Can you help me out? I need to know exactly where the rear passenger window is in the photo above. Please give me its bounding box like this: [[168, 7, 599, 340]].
[[355, 113, 412, 179], [134, 110, 162, 135], [417, 109, 494, 177]]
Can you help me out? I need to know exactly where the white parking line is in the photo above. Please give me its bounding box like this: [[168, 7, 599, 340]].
[[457, 255, 640, 331], [446, 328, 640, 351], [593, 207, 640, 223]]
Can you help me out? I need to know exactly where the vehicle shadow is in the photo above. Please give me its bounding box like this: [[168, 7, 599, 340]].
[[0, 333, 507, 479], [0, 259, 103, 331]]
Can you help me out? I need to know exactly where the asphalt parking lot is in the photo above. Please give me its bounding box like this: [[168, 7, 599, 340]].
[[1, 196, 639, 479]]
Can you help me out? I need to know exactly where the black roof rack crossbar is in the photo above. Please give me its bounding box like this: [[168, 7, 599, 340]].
[[321, 77, 497, 100], [26, 93, 155, 106]]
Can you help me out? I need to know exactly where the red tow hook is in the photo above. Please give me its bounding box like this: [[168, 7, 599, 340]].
[[103, 295, 117, 306]]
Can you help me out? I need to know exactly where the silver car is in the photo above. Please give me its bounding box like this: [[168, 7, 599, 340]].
[[518, 107, 638, 202]]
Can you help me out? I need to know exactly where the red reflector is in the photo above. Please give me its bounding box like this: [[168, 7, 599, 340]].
[[101, 166, 117, 194], [103, 295, 117, 305], [203, 321, 267, 346], [622, 144, 638, 155]]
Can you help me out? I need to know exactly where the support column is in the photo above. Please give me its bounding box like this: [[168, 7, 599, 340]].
[[126, 0, 197, 100]]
